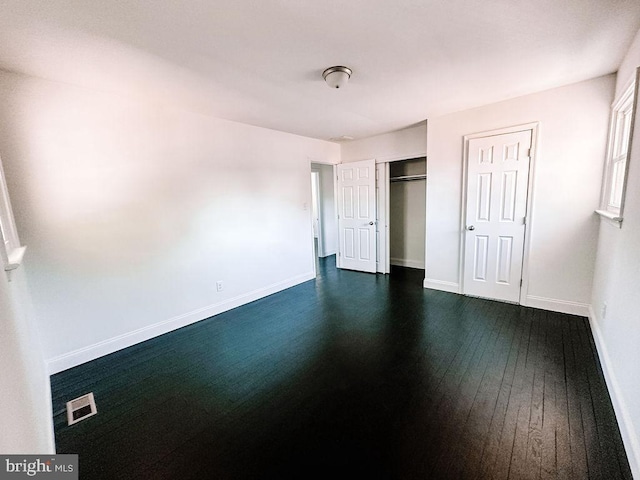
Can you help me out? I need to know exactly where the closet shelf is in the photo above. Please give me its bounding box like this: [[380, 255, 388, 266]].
[[390, 174, 426, 183]]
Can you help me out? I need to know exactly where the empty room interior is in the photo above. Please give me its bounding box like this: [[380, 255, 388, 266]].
[[2, 1, 640, 478]]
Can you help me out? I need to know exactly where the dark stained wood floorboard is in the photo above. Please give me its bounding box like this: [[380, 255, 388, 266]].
[[508, 307, 540, 480], [491, 307, 534, 479], [562, 314, 591, 479], [50, 257, 632, 479], [410, 298, 503, 478], [524, 307, 547, 480], [457, 302, 519, 479], [568, 316, 601, 480], [419, 300, 503, 478], [431, 300, 513, 478], [475, 304, 527, 480], [554, 313, 573, 479], [540, 310, 559, 480]]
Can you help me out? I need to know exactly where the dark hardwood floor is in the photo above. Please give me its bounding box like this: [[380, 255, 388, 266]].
[[50, 257, 632, 479]]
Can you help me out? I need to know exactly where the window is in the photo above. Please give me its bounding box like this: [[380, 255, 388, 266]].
[[597, 72, 637, 225], [0, 154, 25, 274]]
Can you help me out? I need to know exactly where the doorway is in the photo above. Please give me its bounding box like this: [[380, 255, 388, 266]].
[[461, 124, 537, 303], [310, 163, 337, 270]]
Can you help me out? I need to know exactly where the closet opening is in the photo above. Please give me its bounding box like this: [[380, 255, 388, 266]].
[[389, 157, 426, 280]]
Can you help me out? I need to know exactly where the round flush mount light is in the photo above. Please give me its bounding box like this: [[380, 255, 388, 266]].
[[322, 66, 352, 89], [329, 135, 355, 142]]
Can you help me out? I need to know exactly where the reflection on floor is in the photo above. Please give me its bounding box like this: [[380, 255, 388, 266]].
[[50, 256, 631, 479]]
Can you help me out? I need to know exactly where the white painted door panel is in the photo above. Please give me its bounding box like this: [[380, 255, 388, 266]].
[[375, 162, 388, 274], [463, 130, 532, 302], [337, 159, 377, 273]]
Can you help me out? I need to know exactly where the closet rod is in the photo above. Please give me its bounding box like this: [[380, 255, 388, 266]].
[[390, 174, 427, 183]]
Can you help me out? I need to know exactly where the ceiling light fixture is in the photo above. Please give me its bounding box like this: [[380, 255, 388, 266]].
[[322, 66, 352, 89], [329, 135, 355, 142]]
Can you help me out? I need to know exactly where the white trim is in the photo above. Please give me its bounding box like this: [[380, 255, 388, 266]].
[[385, 161, 391, 274], [47, 272, 315, 374], [518, 125, 540, 304], [334, 164, 341, 269], [343, 153, 428, 165], [459, 122, 540, 303], [0, 155, 25, 276], [374, 151, 427, 164], [375, 162, 389, 274], [310, 169, 323, 259], [4, 245, 26, 272], [599, 70, 638, 220], [463, 122, 541, 140], [319, 249, 336, 258], [595, 209, 623, 222], [390, 257, 424, 269], [309, 158, 317, 277], [306, 156, 339, 166], [522, 295, 590, 316], [423, 278, 460, 294], [595, 209, 623, 228], [588, 306, 640, 479]]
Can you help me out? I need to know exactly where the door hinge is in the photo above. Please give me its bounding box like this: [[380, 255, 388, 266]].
[[520, 279, 523, 287]]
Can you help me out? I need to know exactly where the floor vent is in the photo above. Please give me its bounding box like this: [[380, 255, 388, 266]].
[[66, 392, 97, 426]]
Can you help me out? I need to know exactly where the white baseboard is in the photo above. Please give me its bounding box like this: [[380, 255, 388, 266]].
[[588, 306, 640, 479], [523, 295, 590, 317], [320, 250, 336, 258], [423, 278, 460, 294], [46, 272, 315, 375], [390, 257, 425, 269]]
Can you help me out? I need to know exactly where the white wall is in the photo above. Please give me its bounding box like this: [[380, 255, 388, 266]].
[[311, 163, 337, 257], [425, 75, 614, 313], [390, 180, 426, 268], [340, 122, 427, 163], [0, 70, 340, 373], [616, 27, 640, 96], [0, 265, 55, 453], [590, 27, 640, 478]]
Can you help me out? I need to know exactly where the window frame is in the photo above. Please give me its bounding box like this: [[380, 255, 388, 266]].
[[0, 154, 25, 273], [597, 68, 638, 226]]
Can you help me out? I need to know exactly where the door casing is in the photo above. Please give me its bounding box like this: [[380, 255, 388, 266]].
[[310, 169, 323, 256], [459, 122, 539, 304]]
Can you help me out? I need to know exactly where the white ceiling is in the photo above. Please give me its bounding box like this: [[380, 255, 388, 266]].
[[0, 0, 639, 141]]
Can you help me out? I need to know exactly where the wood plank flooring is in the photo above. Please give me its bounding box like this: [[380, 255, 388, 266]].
[[50, 257, 632, 479]]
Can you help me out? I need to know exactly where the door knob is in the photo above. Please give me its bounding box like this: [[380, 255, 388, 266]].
[[369, 221, 374, 225], [467, 225, 475, 231]]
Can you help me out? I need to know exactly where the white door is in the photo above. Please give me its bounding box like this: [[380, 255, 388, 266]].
[[463, 129, 532, 302], [311, 172, 320, 238], [337, 159, 377, 273], [375, 162, 389, 274]]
